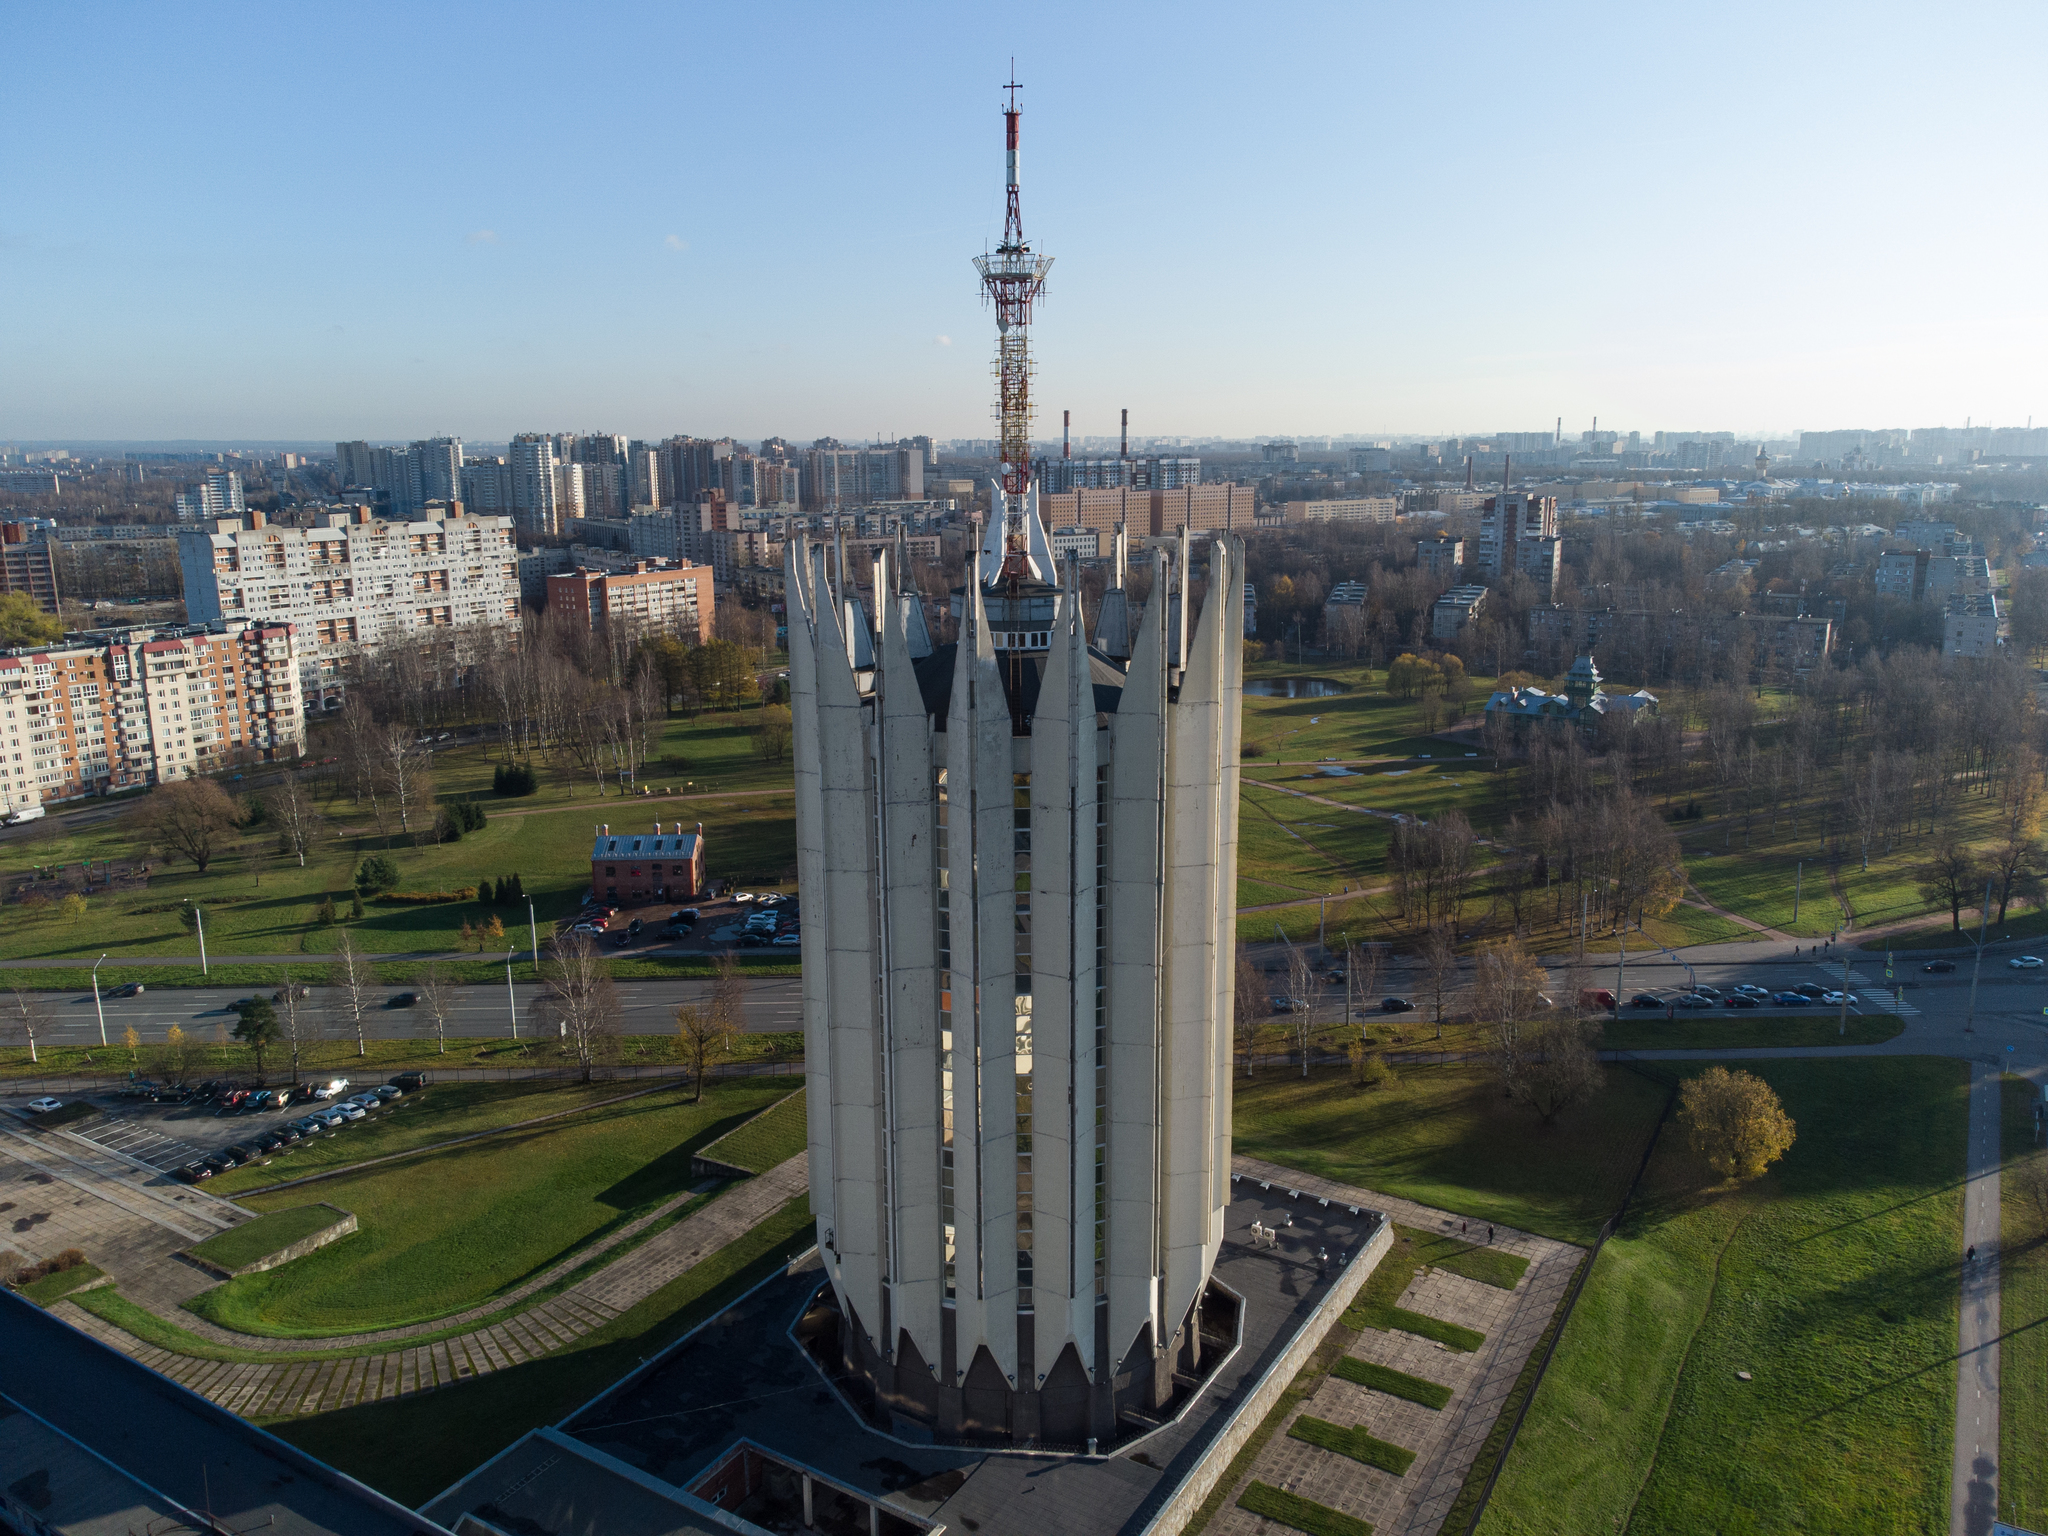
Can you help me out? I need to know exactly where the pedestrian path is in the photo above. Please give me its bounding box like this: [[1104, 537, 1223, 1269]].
[[1953, 1061, 2000, 1536], [49, 1153, 809, 1416]]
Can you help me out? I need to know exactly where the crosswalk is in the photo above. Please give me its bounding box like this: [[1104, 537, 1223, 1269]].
[[72, 1113, 210, 1173], [1809, 962, 1921, 1017]]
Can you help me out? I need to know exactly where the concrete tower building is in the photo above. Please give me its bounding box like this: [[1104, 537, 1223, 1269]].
[[786, 486, 1244, 1448]]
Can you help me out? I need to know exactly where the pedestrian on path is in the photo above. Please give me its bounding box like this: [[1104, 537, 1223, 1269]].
[[1487, 1225, 1495, 1244], [1968, 1245, 1976, 1264]]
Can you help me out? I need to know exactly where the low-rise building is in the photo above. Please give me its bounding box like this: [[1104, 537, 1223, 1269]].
[[1945, 591, 2002, 659], [1485, 653, 1656, 740], [1431, 583, 1489, 640], [0, 523, 61, 615], [1415, 534, 1464, 582], [546, 560, 714, 643], [1283, 497, 1397, 525], [589, 820, 705, 904]]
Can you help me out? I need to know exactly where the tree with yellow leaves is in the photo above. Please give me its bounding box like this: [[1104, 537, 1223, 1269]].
[[1680, 1067, 1796, 1181]]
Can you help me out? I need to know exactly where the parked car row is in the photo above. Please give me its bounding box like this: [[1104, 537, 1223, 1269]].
[[174, 1079, 414, 1182], [738, 899, 801, 949], [1626, 980, 1866, 1012]]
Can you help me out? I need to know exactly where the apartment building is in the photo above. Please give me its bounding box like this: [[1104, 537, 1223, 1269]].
[[1415, 533, 1465, 583], [0, 621, 302, 813], [178, 508, 518, 712], [1431, 584, 1490, 640], [546, 560, 713, 643], [0, 524, 61, 614], [1281, 496, 1397, 525], [1945, 591, 2002, 660], [1038, 482, 1256, 541]]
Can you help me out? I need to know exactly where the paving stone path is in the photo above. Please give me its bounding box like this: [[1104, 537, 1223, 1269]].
[[1213, 1156, 1582, 1536], [50, 1153, 808, 1418]]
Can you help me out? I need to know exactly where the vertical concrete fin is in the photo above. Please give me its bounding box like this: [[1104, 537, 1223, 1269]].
[[787, 535, 836, 1268], [1030, 582, 1077, 1357]]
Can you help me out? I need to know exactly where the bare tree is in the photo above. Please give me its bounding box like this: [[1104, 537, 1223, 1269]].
[[267, 774, 326, 867], [710, 950, 747, 1039], [378, 724, 435, 841], [415, 961, 458, 1055], [531, 934, 621, 1081], [272, 969, 319, 1085], [1420, 924, 1459, 1039], [135, 779, 241, 873], [1345, 941, 1380, 1035], [1233, 947, 1264, 1076], [1286, 943, 1319, 1076], [1474, 938, 1549, 1103], [0, 985, 54, 1064], [674, 1001, 731, 1102], [328, 928, 375, 1058]]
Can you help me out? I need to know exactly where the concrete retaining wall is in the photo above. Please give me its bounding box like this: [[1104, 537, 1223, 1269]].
[[1136, 1215, 1394, 1536], [185, 1205, 357, 1280]]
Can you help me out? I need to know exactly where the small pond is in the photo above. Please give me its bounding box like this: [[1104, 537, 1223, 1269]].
[[1243, 677, 1346, 698]]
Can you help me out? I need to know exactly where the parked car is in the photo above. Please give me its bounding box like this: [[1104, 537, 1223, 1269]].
[[110, 982, 145, 998], [1629, 993, 1664, 1009], [199, 1153, 233, 1176], [2010, 956, 2044, 970], [338, 1104, 367, 1121], [1923, 961, 1957, 973], [373, 1085, 403, 1102], [1379, 997, 1414, 1013], [627, 917, 643, 934], [216, 1144, 252, 1168], [757, 893, 783, 907], [733, 891, 757, 903], [385, 992, 419, 1008], [25, 1097, 62, 1114], [174, 1161, 214, 1183], [572, 921, 606, 936], [672, 908, 701, 922], [311, 1078, 349, 1100], [387, 1071, 426, 1092], [1771, 991, 1812, 1006], [773, 932, 802, 947], [310, 1110, 346, 1129], [738, 932, 769, 948], [1723, 994, 1762, 1009], [272, 1124, 302, 1144], [254, 1131, 287, 1153]]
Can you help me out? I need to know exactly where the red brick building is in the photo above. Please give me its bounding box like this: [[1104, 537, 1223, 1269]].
[[590, 821, 705, 904]]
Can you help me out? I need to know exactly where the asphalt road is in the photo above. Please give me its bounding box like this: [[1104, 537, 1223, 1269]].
[[18, 974, 805, 1049]]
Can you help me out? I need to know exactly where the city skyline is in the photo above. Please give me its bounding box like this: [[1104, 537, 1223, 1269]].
[[5, 1, 2044, 441]]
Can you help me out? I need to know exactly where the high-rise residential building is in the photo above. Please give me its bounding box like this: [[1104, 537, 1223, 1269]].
[[545, 560, 713, 643], [1033, 455, 1201, 494], [804, 443, 925, 508], [178, 508, 518, 712], [460, 457, 513, 513], [787, 489, 1244, 1446], [334, 441, 376, 488], [173, 470, 245, 522], [414, 437, 462, 505], [1474, 491, 1558, 591], [509, 433, 560, 536], [627, 447, 664, 509], [0, 620, 303, 812], [0, 525, 61, 614]]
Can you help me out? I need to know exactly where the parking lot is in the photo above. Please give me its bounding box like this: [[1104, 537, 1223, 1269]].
[[569, 889, 800, 954]]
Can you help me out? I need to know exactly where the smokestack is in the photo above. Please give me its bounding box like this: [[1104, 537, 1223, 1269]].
[[1555, 415, 1561, 447], [1120, 409, 1128, 460], [1063, 409, 1070, 459]]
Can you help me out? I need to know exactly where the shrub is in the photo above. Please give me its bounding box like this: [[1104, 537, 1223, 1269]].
[[377, 888, 479, 904], [314, 895, 337, 925], [493, 762, 538, 797], [349, 892, 364, 919], [7, 1247, 87, 1288], [437, 812, 462, 844], [454, 801, 487, 832], [478, 877, 495, 905], [354, 854, 401, 896], [1349, 1042, 1396, 1089]]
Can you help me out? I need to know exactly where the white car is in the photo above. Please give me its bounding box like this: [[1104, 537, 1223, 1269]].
[[572, 920, 606, 936], [1732, 983, 1771, 998], [773, 932, 802, 946], [2010, 956, 2044, 970], [338, 1104, 367, 1121], [732, 892, 756, 904], [1821, 991, 1857, 1005], [25, 1097, 62, 1114]]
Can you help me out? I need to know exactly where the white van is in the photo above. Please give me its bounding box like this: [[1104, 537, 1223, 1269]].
[[4, 806, 45, 825]]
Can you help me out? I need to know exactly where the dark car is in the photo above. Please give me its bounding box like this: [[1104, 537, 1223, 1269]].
[[1675, 993, 1715, 1009], [384, 992, 419, 1009], [1771, 991, 1812, 1006], [175, 1161, 214, 1183], [274, 984, 312, 1001], [254, 1131, 288, 1153], [199, 1153, 233, 1176], [1724, 994, 1762, 1009], [627, 917, 643, 934], [1923, 960, 1957, 973], [110, 982, 145, 998], [1792, 983, 1827, 999], [738, 932, 768, 948], [215, 1145, 251, 1169], [272, 1124, 302, 1144], [389, 1071, 427, 1092], [1629, 993, 1664, 1009], [672, 908, 701, 922], [1378, 997, 1414, 1013], [612, 931, 633, 948]]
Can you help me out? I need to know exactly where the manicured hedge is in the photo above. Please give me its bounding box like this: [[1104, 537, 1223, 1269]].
[[1289, 1415, 1416, 1475], [1333, 1356, 1452, 1410], [378, 888, 479, 904], [1237, 1481, 1373, 1536]]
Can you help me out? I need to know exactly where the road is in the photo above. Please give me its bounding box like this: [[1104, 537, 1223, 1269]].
[[14, 974, 805, 1049]]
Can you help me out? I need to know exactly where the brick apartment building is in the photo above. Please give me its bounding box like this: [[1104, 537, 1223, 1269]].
[[589, 821, 705, 904], [546, 560, 714, 643]]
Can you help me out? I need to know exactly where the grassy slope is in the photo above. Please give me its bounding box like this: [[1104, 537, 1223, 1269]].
[[268, 1194, 815, 1506], [1233, 1062, 1668, 1246], [696, 1087, 805, 1172], [16, 1263, 104, 1305], [1600, 1013, 1905, 1051], [187, 1078, 791, 1336], [2001, 1073, 2047, 1532], [1478, 1057, 1966, 1536], [188, 1203, 341, 1269]]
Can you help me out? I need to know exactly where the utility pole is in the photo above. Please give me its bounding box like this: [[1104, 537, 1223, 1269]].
[[1964, 878, 1991, 1036], [91, 952, 108, 1048], [1319, 893, 1327, 950], [192, 905, 208, 976]]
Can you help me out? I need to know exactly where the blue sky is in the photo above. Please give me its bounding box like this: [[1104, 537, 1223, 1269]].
[[4, 1, 2042, 443]]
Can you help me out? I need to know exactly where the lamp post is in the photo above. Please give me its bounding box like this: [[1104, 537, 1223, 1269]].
[[91, 952, 108, 1047], [527, 897, 540, 975], [505, 948, 519, 1040], [188, 903, 208, 975]]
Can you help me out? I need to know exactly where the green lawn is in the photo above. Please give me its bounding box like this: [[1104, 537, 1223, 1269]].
[[188, 1204, 343, 1270], [1477, 1056, 1967, 1536], [1290, 1414, 1416, 1475], [1344, 1225, 1491, 1352], [1234, 1063, 1668, 1245], [186, 1078, 793, 1336], [1601, 1013, 1905, 1051], [268, 1193, 815, 1505], [1865, 908, 2048, 953], [15, 1262, 104, 1305], [1332, 1356, 1451, 1410], [1236, 1481, 1372, 1536], [2001, 1073, 2048, 1533], [696, 1087, 806, 1172]]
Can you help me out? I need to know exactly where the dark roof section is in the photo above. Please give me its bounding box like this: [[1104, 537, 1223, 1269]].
[[912, 644, 1127, 733], [0, 1290, 454, 1536]]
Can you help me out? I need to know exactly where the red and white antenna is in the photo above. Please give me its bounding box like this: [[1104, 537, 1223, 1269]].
[[973, 60, 1052, 566]]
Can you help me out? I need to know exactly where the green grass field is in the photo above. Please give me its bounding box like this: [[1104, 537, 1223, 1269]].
[[1600, 1013, 1905, 1051], [1333, 1356, 1451, 1410], [696, 1086, 806, 1172], [1477, 1056, 1967, 1536], [188, 1204, 343, 1269], [268, 1193, 815, 1504], [187, 1078, 795, 1336], [1234, 1063, 1668, 1245], [2001, 1073, 2047, 1533]]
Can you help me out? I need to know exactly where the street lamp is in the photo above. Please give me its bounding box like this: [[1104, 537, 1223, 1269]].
[[504, 948, 519, 1041], [527, 897, 540, 975], [186, 902, 208, 976], [91, 952, 109, 1048]]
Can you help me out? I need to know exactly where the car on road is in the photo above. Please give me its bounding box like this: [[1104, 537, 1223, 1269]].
[[274, 984, 311, 1001], [1923, 961, 1957, 973], [1688, 985, 1722, 1000], [1269, 996, 1307, 1014], [1792, 983, 1827, 999], [174, 1161, 214, 1183], [1821, 991, 1857, 1005], [612, 931, 634, 948], [110, 982, 145, 998], [1628, 993, 1664, 1009], [1771, 991, 1812, 1006], [1731, 983, 1771, 999], [627, 917, 644, 934], [773, 932, 802, 946], [1723, 994, 1762, 1009], [388, 1071, 425, 1092], [25, 1097, 62, 1114], [1674, 994, 1715, 1009], [384, 991, 419, 1008], [1379, 997, 1414, 1013], [2011, 956, 2044, 970]]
